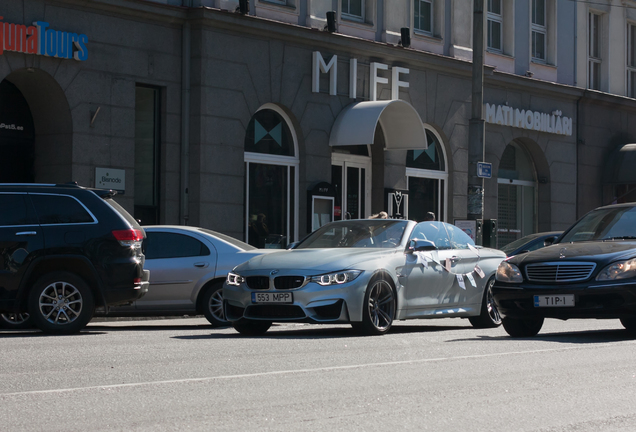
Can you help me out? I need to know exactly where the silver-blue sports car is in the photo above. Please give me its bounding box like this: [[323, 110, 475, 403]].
[[223, 219, 507, 335]]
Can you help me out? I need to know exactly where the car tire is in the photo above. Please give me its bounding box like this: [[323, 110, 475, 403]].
[[353, 274, 396, 336], [620, 317, 636, 333], [468, 278, 502, 329], [502, 316, 544, 337], [201, 282, 228, 327], [0, 312, 33, 329], [28, 272, 95, 335], [232, 319, 272, 336]]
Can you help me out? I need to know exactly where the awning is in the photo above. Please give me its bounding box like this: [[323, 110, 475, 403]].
[[329, 100, 428, 150], [606, 143, 636, 184]]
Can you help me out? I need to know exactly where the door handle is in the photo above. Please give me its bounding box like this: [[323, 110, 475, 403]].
[[450, 256, 461, 262], [16, 231, 37, 236], [194, 262, 209, 268]]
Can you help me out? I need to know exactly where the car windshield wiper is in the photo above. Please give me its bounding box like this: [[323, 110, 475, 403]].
[[603, 236, 636, 240]]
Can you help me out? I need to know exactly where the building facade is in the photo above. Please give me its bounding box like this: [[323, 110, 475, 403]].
[[1, 0, 636, 248]]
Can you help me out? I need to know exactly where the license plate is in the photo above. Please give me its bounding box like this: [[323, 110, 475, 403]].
[[534, 294, 575, 307], [251, 292, 293, 304]]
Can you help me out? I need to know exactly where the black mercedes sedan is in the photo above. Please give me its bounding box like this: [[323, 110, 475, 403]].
[[492, 202, 636, 337]]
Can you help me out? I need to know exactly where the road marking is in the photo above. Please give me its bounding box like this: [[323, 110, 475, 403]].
[[0, 343, 632, 398]]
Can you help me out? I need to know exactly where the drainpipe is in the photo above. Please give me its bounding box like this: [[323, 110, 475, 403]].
[[180, 20, 191, 225]]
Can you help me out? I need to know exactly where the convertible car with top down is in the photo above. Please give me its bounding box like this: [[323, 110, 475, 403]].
[[223, 218, 507, 336]]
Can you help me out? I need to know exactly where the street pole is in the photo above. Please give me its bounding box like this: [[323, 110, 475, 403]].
[[468, 0, 485, 223]]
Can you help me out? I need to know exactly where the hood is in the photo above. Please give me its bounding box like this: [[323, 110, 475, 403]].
[[233, 248, 397, 274], [510, 241, 636, 267]]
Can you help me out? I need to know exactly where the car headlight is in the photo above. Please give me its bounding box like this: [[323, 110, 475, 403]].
[[310, 270, 362, 286], [496, 261, 523, 283], [226, 272, 245, 286], [596, 258, 636, 281]]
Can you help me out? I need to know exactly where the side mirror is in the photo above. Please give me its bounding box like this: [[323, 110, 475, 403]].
[[407, 239, 437, 253], [543, 236, 558, 247]]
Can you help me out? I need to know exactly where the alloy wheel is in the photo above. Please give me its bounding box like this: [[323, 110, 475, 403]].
[[38, 281, 83, 325], [366, 279, 395, 332]]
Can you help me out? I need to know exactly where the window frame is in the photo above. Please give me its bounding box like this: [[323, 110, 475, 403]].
[[413, 0, 433, 36], [244, 104, 299, 246], [487, 0, 503, 53], [405, 127, 449, 222], [588, 11, 602, 90], [531, 0, 547, 62], [627, 22, 636, 98], [341, 0, 365, 22]]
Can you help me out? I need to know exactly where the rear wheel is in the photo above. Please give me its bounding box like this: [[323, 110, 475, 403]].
[[352, 275, 396, 336], [232, 319, 272, 336], [28, 272, 95, 335], [502, 316, 544, 337], [0, 312, 32, 329], [201, 283, 228, 327], [469, 278, 502, 329]]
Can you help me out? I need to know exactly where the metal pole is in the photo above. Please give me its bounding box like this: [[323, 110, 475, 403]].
[[468, 0, 485, 223]]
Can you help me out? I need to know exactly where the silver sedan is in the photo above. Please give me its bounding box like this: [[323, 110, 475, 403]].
[[104, 226, 270, 326], [223, 219, 507, 335]]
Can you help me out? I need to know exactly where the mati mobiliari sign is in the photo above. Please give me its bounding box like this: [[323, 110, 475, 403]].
[[485, 103, 573, 136], [0, 16, 88, 61]]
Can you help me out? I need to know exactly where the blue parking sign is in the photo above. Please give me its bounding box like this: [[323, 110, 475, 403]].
[[477, 162, 492, 178]]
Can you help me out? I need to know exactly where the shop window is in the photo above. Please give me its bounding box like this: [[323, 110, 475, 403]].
[[0, 80, 35, 183], [531, 0, 546, 61], [406, 129, 448, 222], [487, 0, 502, 53], [628, 23, 636, 98], [245, 106, 298, 248], [588, 12, 602, 90], [134, 85, 161, 225], [497, 143, 537, 248], [414, 0, 433, 35]]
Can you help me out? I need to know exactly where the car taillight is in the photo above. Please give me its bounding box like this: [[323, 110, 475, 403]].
[[112, 229, 143, 248], [133, 277, 142, 288]]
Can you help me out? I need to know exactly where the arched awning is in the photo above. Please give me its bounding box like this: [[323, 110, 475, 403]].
[[329, 100, 428, 150], [606, 143, 636, 184]]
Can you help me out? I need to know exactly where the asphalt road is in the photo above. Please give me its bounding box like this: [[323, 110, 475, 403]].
[[1, 317, 636, 431]]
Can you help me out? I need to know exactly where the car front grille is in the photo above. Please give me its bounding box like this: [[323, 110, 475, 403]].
[[526, 262, 596, 282], [246, 276, 270, 290], [274, 276, 305, 290]]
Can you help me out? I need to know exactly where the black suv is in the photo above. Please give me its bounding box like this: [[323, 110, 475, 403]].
[[0, 183, 149, 334]]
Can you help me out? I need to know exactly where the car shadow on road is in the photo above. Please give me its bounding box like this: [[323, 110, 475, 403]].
[[0, 330, 108, 337], [450, 328, 636, 344], [174, 323, 474, 340]]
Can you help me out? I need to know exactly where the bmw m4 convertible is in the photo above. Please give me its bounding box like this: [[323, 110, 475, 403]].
[[223, 219, 506, 336]]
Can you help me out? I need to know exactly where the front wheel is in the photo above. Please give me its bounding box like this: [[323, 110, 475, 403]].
[[28, 272, 95, 335], [502, 316, 544, 337], [232, 319, 272, 336], [201, 283, 228, 327], [0, 312, 33, 330], [468, 278, 502, 329], [353, 275, 396, 336]]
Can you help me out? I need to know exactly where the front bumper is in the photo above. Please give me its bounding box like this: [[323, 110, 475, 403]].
[[492, 281, 636, 320], [222, 273, 372, 324]]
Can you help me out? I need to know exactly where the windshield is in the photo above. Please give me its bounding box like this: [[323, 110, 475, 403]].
[[198, 228, 256, 251], [500, 233, 543, 254], [296, 220, 408, 249], [560, 206, 636, 243]]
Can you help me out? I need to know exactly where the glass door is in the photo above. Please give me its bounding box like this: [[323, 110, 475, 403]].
[[331, 157, 371, 220]]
